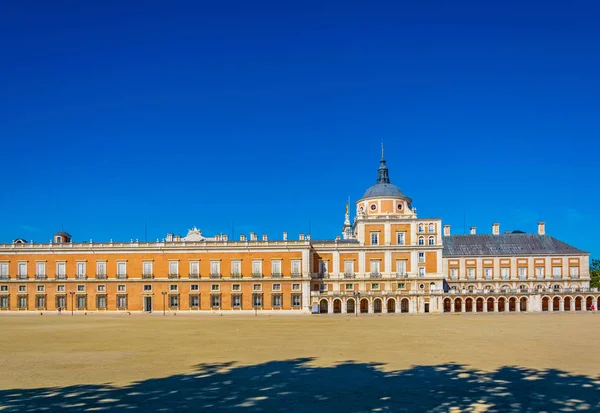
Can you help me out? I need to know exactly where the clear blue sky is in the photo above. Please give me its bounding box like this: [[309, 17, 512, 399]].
[[1, 1, 598, 257]]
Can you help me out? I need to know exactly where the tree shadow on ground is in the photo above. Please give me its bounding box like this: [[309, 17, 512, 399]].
[[1, 359, 599, 412]]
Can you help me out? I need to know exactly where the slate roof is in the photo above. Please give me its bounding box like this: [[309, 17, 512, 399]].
[[443, 234, 587, 257], [362, 182, 409, 199]]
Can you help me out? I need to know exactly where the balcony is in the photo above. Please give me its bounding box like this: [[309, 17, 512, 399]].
[[553, 274, 562, 280], [168, 273, 180, 279], [344, 272, 355, 279], [55, 275, 67, 280], [35, 274, 47, 280], [96, 274, 107, 280], [142, 273, 154, 279], [396, 272, 408, 278], [291, 272, 302, 278], [189, 273, 200, 279], [230, 273, 242, 279], [116, 274, 128, 280], [271, 273, 282, 278], [17, 274, 29, 280], [570, 275, 579, 280], [0, 275, 9, 280], [370, 272, 382, 279], [252, 273, 263, 279], [75, 274, 87, 280], [316, 272, 329, 279], [210, 273, 221, 279]]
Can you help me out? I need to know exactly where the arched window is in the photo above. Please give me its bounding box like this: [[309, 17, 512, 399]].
[[553, 284, 561, 291], [428, 223, 435, 233], [467, 285, 474, 292], [501, 285, 510, 291], [519, 285, 528, 292], [418, 224, 424, 233], [418, 237, 425, 246], [428, 236, 435, 246], [429, 282, 436, 291]]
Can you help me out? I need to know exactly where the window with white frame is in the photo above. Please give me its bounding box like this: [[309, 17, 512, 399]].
[[117, 295, 127, 309], [467, 268, 475, 279], [345, 283, 353, 290], [253, 284, 261, 291], [117, 284, 126, 292], [210, 294, 221, 308], [169, 261, 179, 276], [418, 237, 424, 246], [57, 285, 66, 292], [143, 261, 153, 276], [418, 224, 424, 233], [291, 260, 301, 275], [501, 267, 510, 279], [190, 284, 199, 291], [396, 260, 407, 275], [272, 283, 281, 291], [169, 295, 179, 308], [143, 284, 152, 292], [96, 261, 107, 277], [371, 283, 380, 290], [370, 260, 381, 275], [397, 282, 405, 289], [77, 285, 85, 292], [232, 284, 241, 291], [117, 262, 127, 277], [97, 285, 106, 292], [252, 260, 262, 276], [344, 261, 354, 275], [0, 263, 8, 279], [76, 262, 86, 278], [370, 232, 379, 245], [211, 284, 219, 291], [18, 285, 26, 292], [271, 260, 282, 276], [518, 267, 527, 278], [210, 261, 220, 276], [569, 266, 579, 278], [484, 268, 492, 279], [428, 223, 435, 233], [56, 262, 66, 278], [552, 266, 562, 278], [318, 260, 328, 276], [428, 236, 435, 246], [418, 252, 425, 263], [18, 262, 27, 277], [292, 294, 301, 307], [535, 267, 545, 278], [450, 268, 458, 280], [419, 267, 426, 277], [190, 261, 200, 277], [231, 260, 241, 276], [396, 232, 405, 245], [272, 294, 282, 308], [292, 283, 301, 291], [0, 285, 8, 292], [252, 293, 263, 308], [37, 285, 45, 292], [36, 262, 46, 277], [169, 284, 178, 292], [231, 294, 241, 308]]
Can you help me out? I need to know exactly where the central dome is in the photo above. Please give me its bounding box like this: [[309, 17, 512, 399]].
[[359, 155, 411, 202]]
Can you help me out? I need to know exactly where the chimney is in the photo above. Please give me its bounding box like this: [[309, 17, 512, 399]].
[[262, 234, 268, 241], [335, 236, 341, 240], [299, 233, 304, 240], [492, 223, 500, 235], [443, 225, 450, 237], [283, 232, 287, 241], [223, 235, 228, 241], [470, 226, 476, 235], [240, 234, 246, 241], [306, 234, 311, 240], [250, 232, 256, 241], [538, 222, 546, 235]]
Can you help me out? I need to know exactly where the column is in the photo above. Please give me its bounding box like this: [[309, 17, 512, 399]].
[[494, 300, 498, 312], [515, 300, 520, 312], [450, 300, 455, 312], [570, 299, 575, 311], [559, 299, 564, 312], [483, 299, 488, 312], [333, 251, 340, 279]]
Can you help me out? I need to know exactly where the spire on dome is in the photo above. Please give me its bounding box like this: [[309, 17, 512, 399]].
[[377, 151, 390, 184]]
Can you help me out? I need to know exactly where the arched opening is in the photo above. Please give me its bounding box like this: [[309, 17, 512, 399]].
[[443, 298, 452, 313], [508, 297, 517, 312], [498, 297, 506, 312], [564, 296, 572, 311], [553, 297, 560, 311], [333, 299, 342, 314], [575, 297, 583, 311], [476, 298, 484, 312], [373, 298, 382, 314], [319, 299, 328, 314], [487, 297, 495, 312], [387, 298, 396, 313], [360, 298, 369, 313], [454, 298, 462, 312], [542, 297, 549, 311], [400, 298, 409, 313], [465, 298, 473, 313], [586, 297, 594, 311], [520, 297, 527, 312], [346, 298, 355, 314]]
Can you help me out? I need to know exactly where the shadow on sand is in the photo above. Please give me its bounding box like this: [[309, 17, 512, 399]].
[[1, 359, 598, 412]]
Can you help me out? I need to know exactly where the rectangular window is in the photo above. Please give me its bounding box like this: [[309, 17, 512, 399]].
[[418, 252, 425, 263], [56, 262, 66, 279], [553, 266, 562, 278], [518, 267, 527, 278], [345, 283, 354, 290], [570, 266, 579, 278], [36, 285, 45, 292], [396, 232, 405, 245], [292, 294, 301, 307], [501, 267, 510, 279], [0, 285, 7, 292], [77, 285, 85, 292], [190, 284, 199, 291], [272, 294, 282, 308], [231, 260, 241, 277], [535, 267, 545, 278], [450, 268, 458, 280], [57, 285, 66, 292], [169, 295, 179, 308], [117, 284, 126, 292], [344, 261, 354, 276], [97, 285, 106, 292], [143, 285, 152, 292], [97, 295, 107, 309], [419, 267, 426, 277], [484, 268, 492, 279], [252, 260, 262, 276], [252, 293, 263, 308], [169, 284, 178, 292], [371, 283, 380, 290], [370, 260, 381, 275], [397, 283, 405, 289], [36, 295, 46, 309], [271, 260, 282, 276], [190, 295, 200, 308], [272, 283, 281, 291], [211, 284, 220, 291], [96, 261, 107, 277], [36, 262, 46, 277], [231, 294, 241, 308], [18, 285, 26, 292], [169, 261, 179, 276], [117, 262, 127, 278], [18, 296, 28, 309], [76, 262, 86, 278], [210, 261, 220, 276], [292, 283, 301, 291], [467, 268, 475, 279], [232, 284, 241, 291], [0, 296, 9, 309], [0, 263, 8, 279], [77, 295, 87, 309], [318, 260, 328, 276], [370, 232, 379, 245], [143, 261, 153, 276], [253, 284, 262, 291], [396, 260, 407, 275], [210, 294, 221, 308], [117, 295, 127, 309], [56, 295, 66, 309], [18, 262, 27, 278], [190, 261, 200, 277], [291, 260, 301, 276]]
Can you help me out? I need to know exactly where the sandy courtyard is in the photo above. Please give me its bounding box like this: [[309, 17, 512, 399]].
[[0, 313, 599, 412]]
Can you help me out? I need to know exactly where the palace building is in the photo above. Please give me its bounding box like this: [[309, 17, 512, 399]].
[[0, 153, 597, 314]]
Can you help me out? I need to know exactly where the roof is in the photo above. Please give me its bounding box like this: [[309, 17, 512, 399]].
[[443, 234, 587, 257], [54, 231, 71, 237], [360, 157, 411, 201]]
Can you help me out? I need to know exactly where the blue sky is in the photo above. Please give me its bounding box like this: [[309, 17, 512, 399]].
[[1, 1, 599, 257]]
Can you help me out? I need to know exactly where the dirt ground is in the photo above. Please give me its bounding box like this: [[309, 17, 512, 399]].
[[1, 312, 599, 391]]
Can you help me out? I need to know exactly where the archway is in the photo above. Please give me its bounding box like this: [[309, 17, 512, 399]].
[[360, 298, 369, 313], [400, 298, 409, 313], [333, 299, 341, 314], [319, 299, 328, 314], [498, 297, 506, 312], [465, 298, 473, 313], [575, 297, 583, 311], [476, 298, 484, 312], [586, 296, 594, 311], [508, 297, 517, 312], [542, 297, 549, 312], [487, 297, 495, 312], [346, 298, 355, 314], [387, 298, 396, 313], [564, 296, 572, 311], [454, 298, 462, 313], [553, 297, 560, 311], [443, 298, 452, 313], [373, 298, 382, 313], [520, 297, 527, 312]]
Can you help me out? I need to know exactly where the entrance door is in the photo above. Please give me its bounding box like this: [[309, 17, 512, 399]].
[[144, 296, 152, 312], [424, 303, 430, 313]]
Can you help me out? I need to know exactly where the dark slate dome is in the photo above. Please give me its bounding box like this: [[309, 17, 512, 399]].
[[360, 156, 411, 201]]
